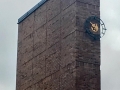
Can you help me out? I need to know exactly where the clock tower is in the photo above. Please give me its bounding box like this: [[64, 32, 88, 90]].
[[16, 0, 100, 90]]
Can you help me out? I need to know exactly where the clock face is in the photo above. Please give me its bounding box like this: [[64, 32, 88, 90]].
[[84, 16, 106, 40]]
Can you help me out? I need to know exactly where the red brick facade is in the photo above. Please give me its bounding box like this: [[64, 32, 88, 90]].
[[16, 0, 100, 90]]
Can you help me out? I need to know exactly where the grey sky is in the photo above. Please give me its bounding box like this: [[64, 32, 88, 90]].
[[101, 0, 120, 89], [0, 0, 119, 90]]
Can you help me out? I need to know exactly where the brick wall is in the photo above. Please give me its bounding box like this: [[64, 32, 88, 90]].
[[75, 0, 100, 90], [16, 0, 100, 90]]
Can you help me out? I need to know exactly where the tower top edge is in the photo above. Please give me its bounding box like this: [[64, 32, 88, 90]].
[[18, 0, 48, 24]]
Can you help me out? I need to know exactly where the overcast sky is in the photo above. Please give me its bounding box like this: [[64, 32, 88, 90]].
[[0, 0, 120, 90]]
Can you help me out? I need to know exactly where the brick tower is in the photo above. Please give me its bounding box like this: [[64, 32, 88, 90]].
[[16, 0, 100, 90]]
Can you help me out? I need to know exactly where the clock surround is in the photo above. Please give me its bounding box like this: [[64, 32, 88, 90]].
[[84, 16, 106, 40]]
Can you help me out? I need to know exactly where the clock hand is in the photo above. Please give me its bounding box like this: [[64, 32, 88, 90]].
[[90, 22, 98, 32]]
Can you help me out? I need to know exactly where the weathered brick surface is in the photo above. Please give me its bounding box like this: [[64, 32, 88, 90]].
[[75, 0, 100, 90], [51, 71, 60, 90], [33, 52, 46, 84], [46, 42, 61, 76], [17, 0, 100, 90], [33, 24, 46, 57], [60, 62, 76, 90], [16, 70, 21, 90], [47, 15, 61, 48], [46, 0, 61, 21], [34, 3, 47, 31], [46, 51, 60, 76], [76, 0, 100, 6], [61, 32, 76, 68], [22, 14, 34, 39], [18, 60, 33, 90], [76, 62, 100, 90], [61, 0, 76, 11], [61, 3, 76, 38], [43, 79, 50, 90], [18, 24, 23, 42], [22, 33, 33, 53]]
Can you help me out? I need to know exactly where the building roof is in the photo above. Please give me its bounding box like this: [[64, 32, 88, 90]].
[[18, 0, 48, 24]]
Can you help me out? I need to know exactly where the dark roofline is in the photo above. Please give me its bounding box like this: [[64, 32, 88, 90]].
[[18, 0, 48, 24]]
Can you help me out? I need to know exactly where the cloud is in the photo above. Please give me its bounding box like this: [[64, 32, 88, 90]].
[[101, 0, 120, 90], [0, 0, 120, 90], [0, 82, 6, 90], [0, 0, 40, 90]]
